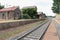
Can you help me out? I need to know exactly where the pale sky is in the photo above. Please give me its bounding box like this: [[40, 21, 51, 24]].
[[0, 0, 56, 16]]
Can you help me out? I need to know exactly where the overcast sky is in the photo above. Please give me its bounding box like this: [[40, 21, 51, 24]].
[[0, 0, 56, 16]]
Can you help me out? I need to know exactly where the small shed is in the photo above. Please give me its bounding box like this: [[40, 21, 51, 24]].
[[36, 12, 46, 19], [0, 6, 21, 20]]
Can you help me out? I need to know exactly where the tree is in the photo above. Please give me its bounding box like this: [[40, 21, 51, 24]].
[[52, 0, 60, 14], [22, 6, 37, 19], [0, 4, 4, 9]]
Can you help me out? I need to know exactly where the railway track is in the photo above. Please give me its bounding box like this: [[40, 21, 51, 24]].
[[8, 20, 51, 40]]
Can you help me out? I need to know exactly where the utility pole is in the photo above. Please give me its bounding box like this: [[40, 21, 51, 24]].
[[59, 5, 60, 14]]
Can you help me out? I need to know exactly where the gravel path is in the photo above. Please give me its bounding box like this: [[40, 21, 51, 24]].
[[18, 20, 51, 40]]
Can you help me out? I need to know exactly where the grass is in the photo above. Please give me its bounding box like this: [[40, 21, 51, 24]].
[[0, 20, 47, 40]]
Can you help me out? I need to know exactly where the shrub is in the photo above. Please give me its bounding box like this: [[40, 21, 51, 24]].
[[22, 14, 31, 19]]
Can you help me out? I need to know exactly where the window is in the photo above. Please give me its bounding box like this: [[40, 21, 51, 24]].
[[2, 13, 5, 19], [2, 13, 4, 16]]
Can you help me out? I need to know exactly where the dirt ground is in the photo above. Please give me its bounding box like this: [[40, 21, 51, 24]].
[[43, 21, 59, 40]]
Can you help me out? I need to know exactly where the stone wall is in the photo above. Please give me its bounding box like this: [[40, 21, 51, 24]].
[[0, 19, 41, 30]]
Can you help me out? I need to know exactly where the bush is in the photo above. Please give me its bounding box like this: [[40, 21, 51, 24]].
[[22, 14, 31, 19]]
